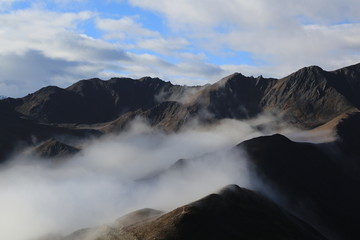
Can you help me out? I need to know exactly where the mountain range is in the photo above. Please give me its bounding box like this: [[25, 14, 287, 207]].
[[2, 63, 360, 161], [1, 63, 360, 240]]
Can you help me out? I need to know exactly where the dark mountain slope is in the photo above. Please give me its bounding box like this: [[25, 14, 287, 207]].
[[0, 113, 99, 163], [61, 208, 163, 240], [32, 138, 80, 159], [335, 112, 360, 179], [101, 101, 194, 133], [330, 63, 360, 108], [60, 185, 327, 240], [239, 134, 360, 240], [11, 77, 189, 124], [186, 73, 277, 120]]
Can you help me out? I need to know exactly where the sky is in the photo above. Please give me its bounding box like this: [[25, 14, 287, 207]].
[[1, 0, 360, 97]]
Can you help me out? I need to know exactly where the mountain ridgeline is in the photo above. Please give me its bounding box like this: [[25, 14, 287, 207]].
[[1, 63, 360, 161], [2, 63, 360, 127]]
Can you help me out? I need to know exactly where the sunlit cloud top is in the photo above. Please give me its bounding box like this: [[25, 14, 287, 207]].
[[1, 0, 360, 97]]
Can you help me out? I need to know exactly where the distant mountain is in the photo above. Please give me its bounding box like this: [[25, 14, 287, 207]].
[[0, 112, 99, 163], [0, 95, 6, 100], [59, 185, 327, 240], [1, 63, 360, 162], [6, 77, 189, 124], [3, 63, 360, 128]]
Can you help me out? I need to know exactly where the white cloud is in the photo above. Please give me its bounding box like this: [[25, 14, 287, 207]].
[[0, 9, 92, 56], [0, 50, 109, 96], [0, 119, 261, 240], [96, 16, 190, 55], [136, 37, 189, 55], [127, 0, 360, 76], [128, 0, 360, 28], [0, 7, 226, 97], [0, 8, 133, 97], [118, 53, 228, 85], [96, 16, 159, 39]]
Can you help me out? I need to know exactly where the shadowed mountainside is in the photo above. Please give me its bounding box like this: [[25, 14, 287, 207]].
[[0, 112, 99, 162], [59, 185, 327, 240], [239, 134, 360, 240]]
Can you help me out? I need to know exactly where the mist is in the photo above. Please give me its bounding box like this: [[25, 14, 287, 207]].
[[0, 117, 329, 240]]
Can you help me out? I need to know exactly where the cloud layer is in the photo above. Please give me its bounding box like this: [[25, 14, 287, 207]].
[[0, 119, 261, 240]]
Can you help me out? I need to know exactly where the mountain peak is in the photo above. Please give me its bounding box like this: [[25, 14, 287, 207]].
[[290, 65, 325, 79], [214, 72, 247, 86]]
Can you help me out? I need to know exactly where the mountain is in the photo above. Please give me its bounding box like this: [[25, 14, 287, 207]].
[[31, 138, 80, 159], [0, 111, 99, 163], [59, 185, 327, 240], [2, 63, 360, 162], [260, 66, 356, 127], [239, 134, 360, 240], [7, 77, 190, 124], [3, 63, 360, 127]]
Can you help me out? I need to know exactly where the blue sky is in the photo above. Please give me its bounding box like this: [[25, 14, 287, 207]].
[[1, 0, 360, 97]]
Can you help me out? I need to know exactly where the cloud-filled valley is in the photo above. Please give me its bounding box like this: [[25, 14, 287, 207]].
[[0, 118, 268, 240]]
